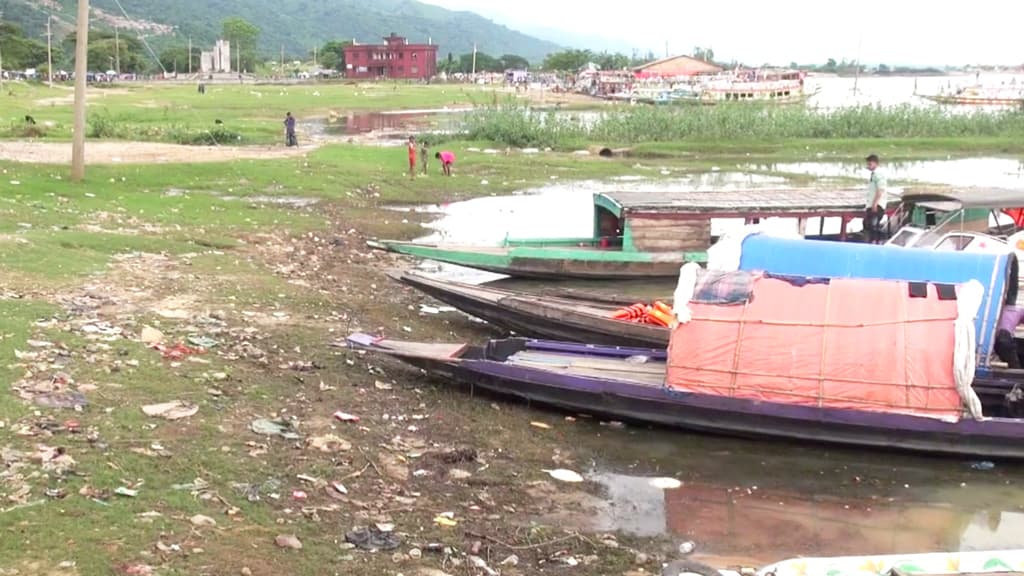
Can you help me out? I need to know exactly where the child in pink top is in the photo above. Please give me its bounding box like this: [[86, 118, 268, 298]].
[[435, 150, 456, 176]]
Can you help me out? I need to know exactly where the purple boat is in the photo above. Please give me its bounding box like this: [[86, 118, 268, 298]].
[[350, 272, 1024, 459]]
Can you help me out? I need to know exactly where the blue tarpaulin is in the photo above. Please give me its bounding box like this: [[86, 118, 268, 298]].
[[738, 235, 1012, 363]]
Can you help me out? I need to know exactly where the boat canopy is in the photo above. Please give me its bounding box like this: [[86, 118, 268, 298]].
[[900, 187, 1024, 210], [667, 276, 967, 420], [736, 235, 1012, 363], [594, 188, 878, 219]]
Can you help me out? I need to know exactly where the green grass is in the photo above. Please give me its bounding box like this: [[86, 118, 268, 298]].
[[3, 82, 513, 144], [462, 103, 1024, 150]]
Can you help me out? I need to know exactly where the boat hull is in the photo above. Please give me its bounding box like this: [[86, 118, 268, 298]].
[[355, 337, 1024, 459], [370, 240, 688, 280], [390, 272, 669, 347]]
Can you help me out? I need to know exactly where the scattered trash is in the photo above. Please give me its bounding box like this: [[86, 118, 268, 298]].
[[419, 305, 441, 315], [409, 548, 423, 559], [500, 554, 520, 566], [250, 418, 302, 440], [284, 360, 318, 372], [186, 335, 219, 349], [142, 400, 199, 421], [374, 380, 393, 391], [679, 540, 697, 555], [115, 487, 139, 498], [333, 411, 360, 423], [140, 326, 165, 345], [306, 434, 351, 453], [331, 481, 348, 495], [448, 469, 472, 480], [292, 490, 308, 501], [33, 391, 88, 410], [530, 421, 551, 430], [345, 526, 403, 551], [433, 512, 458, 527], [544, 468, 584, 483], [971, 461, 996, 471], [117, 564, 154, 575], [151, 343, 203, 360], [649, 477, 683, 490], [469, 555, 499, 576], [275, 534, 303, 550], [376, 522, 395, 533], [190, 514, 217, 527]]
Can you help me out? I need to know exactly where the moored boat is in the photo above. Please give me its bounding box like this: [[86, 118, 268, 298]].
[[370, 187, 875, 280], [353, 259, 1024, 458], [918, 84, 1024, 106]]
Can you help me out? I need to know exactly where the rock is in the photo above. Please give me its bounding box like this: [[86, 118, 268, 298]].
[[275, 534, 303, 550], [240, 568, 253, 576], [190, 514, 217, 527], [634, 552, 649, 565], [679, 540, 696, 555], [140, 326, 165, 344]]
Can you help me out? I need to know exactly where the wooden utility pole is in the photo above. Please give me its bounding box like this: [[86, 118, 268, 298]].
[[313, 45, 317, 68], [46, 15, 54, 87], [114, 27, 120, 75], [471, 43, 477, 76], [71, 0, 90, 182], [0, 9, 5, 91], [187, 36, 192, 75]]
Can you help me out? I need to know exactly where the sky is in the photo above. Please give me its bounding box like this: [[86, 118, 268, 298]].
[[421, 0, 1023, 66]]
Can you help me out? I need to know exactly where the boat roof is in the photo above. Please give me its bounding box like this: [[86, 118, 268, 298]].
[[899, 187, 1024, 209], [596, 188, 876, 218]]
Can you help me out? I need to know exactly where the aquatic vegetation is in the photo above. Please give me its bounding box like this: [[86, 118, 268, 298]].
[[463, 104, 1024, 147]]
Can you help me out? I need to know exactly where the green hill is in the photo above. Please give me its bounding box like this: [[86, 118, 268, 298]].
[[1, 0, 561, 64]]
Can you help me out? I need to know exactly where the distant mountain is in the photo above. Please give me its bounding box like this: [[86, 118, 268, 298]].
[[1, 0, 562, 63]]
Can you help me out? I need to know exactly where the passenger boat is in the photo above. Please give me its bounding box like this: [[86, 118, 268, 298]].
[[353, 240, 1024, 458], [369, 187, 874, 280], [918, 84, 1024, 106], [389, 270, 671, 347], [677, 68, 812, 105]]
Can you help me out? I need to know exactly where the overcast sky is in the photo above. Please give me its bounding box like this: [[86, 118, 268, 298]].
[[422, 0, 1022, 66]]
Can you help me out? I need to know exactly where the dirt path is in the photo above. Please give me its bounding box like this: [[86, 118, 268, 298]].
[[0, 141, 312, 164]]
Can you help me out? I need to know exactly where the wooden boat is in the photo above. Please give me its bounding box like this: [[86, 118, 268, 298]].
[[678, 68, 814, 105], [370, 187, 874, 280], [388, 270, 670, 347], [352, 265, 1024, 459], [918, 84, 1024, 106]]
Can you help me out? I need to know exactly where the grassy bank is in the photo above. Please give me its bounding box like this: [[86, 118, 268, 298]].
[[462, 104, 1024, 150]]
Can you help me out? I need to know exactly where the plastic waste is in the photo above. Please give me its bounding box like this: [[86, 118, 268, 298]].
[[249, 418, 302, 440], [543, 468, 584, 483], [142, 401, 198, 421], [344, 526, 402, 551]]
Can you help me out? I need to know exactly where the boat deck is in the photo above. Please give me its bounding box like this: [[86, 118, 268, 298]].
[[506, 349, 666, 387]]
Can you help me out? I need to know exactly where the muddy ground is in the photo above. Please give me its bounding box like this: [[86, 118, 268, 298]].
[[0, 196, 685, 576]]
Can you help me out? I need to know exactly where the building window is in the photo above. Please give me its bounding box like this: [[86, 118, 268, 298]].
[[411, 66, 419, 75], [357, 66, 368, 73], [412, 53, 418, 60], [400, 52, 404, 60]]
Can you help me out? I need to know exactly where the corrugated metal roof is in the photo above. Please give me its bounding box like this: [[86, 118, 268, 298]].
[[900, 187, 1024, 209], [634, 55, 722, 76]]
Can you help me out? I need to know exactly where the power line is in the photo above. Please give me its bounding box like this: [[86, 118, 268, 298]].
[[107, 0, 167, 74]]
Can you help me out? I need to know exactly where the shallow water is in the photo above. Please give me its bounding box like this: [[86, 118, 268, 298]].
[[757, 158, 1024, 189], [548, 422, 1024, 565]]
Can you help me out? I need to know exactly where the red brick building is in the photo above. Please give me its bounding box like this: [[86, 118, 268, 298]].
[[344, 33, 438, 80]]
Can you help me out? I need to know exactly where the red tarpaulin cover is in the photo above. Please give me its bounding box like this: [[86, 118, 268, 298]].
[[666, 277, 963, 418]]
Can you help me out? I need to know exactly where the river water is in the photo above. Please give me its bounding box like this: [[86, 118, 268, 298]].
[[397, 157, 1024, 563]]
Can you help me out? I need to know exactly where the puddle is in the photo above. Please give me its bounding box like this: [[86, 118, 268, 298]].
[[534, 425, 1024, 566], [753, 158, 1024, 189]]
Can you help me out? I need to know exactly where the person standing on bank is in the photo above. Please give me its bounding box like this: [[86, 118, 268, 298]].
[[284, 112, 297, 147], [864, 154, 888, 244], [407, 136, 418, 180]]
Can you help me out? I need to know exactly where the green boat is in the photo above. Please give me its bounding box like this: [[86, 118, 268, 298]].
[[370, 188, 875, 280]]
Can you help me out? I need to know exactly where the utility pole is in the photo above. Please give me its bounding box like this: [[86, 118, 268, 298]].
[[46, 15, 54, 87], [71, 0, 90, 182], [114, 27, 120, 75], [0, 9, 5, 91], [471, 43, 477, 76], [280, 45, 284, 77], [313, 45, 317, 68], [188, 36, 192, 75]]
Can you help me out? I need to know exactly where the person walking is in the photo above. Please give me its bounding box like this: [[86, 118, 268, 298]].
[[864, 154, 888, 244], [284, 112, 297, 147]]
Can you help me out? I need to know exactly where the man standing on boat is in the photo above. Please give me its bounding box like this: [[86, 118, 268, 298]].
[[864, 154, 888, 244]]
